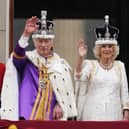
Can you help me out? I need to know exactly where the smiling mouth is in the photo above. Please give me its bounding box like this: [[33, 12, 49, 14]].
[[40, 47, 48, 50], [103, 52, 111, 54]]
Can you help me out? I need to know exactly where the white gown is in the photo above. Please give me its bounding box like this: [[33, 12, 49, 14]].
[[75, 60, 129, 121]]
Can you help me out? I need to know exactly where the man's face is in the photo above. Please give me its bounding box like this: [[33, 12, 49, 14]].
[[33, 38, 54, 57]]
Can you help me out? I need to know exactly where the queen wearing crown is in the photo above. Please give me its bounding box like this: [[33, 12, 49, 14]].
[[1, 10, 77, 120], [75, 15, 129, 120]]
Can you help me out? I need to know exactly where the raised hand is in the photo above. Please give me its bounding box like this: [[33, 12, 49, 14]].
[[23, 16, 39, 37], [77, 39, 87, 57]]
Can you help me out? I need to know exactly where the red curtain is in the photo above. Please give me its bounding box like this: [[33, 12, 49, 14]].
[[0, 120, 129, 129], [0, 63, 5, 93]]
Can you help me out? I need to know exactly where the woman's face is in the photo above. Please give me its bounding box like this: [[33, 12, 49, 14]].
[[99, 44, 114, 60], [33, 38, 54, 57]]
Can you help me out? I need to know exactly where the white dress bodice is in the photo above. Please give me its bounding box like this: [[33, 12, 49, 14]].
[[75, 60, 129, 121]]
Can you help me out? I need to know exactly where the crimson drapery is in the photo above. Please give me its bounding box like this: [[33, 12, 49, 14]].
[[0, 63, 5, 93], [0, 120, 129, 129]]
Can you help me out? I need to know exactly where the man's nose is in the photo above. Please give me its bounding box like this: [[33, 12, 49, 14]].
[[41, 41, 46, 46]]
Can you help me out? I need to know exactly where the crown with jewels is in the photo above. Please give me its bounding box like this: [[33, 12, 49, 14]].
[[95, 15, 119, 45], [32, 10, 55, 39]]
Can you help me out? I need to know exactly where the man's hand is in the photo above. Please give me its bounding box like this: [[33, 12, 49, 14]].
[[53, 103, 63, 120], [23, 16, 39, 37]]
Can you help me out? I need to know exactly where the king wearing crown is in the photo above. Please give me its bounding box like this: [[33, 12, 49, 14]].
[[1, 10, 77, 120]]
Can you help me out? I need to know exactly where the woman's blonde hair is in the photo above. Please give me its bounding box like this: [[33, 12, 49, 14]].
[[93, 44, 120, 60]]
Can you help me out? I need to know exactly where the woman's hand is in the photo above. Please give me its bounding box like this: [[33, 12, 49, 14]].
[[75, 39, 87, 77], [23, 16, 39, 37], [53, 103, 63, 120], [77, 39, 87, 58]]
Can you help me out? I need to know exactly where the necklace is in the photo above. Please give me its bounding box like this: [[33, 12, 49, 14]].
[[99, 61, 113, 70]]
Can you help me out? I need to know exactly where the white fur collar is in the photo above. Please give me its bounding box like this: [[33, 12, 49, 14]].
[[26, 50, 71, 74]]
